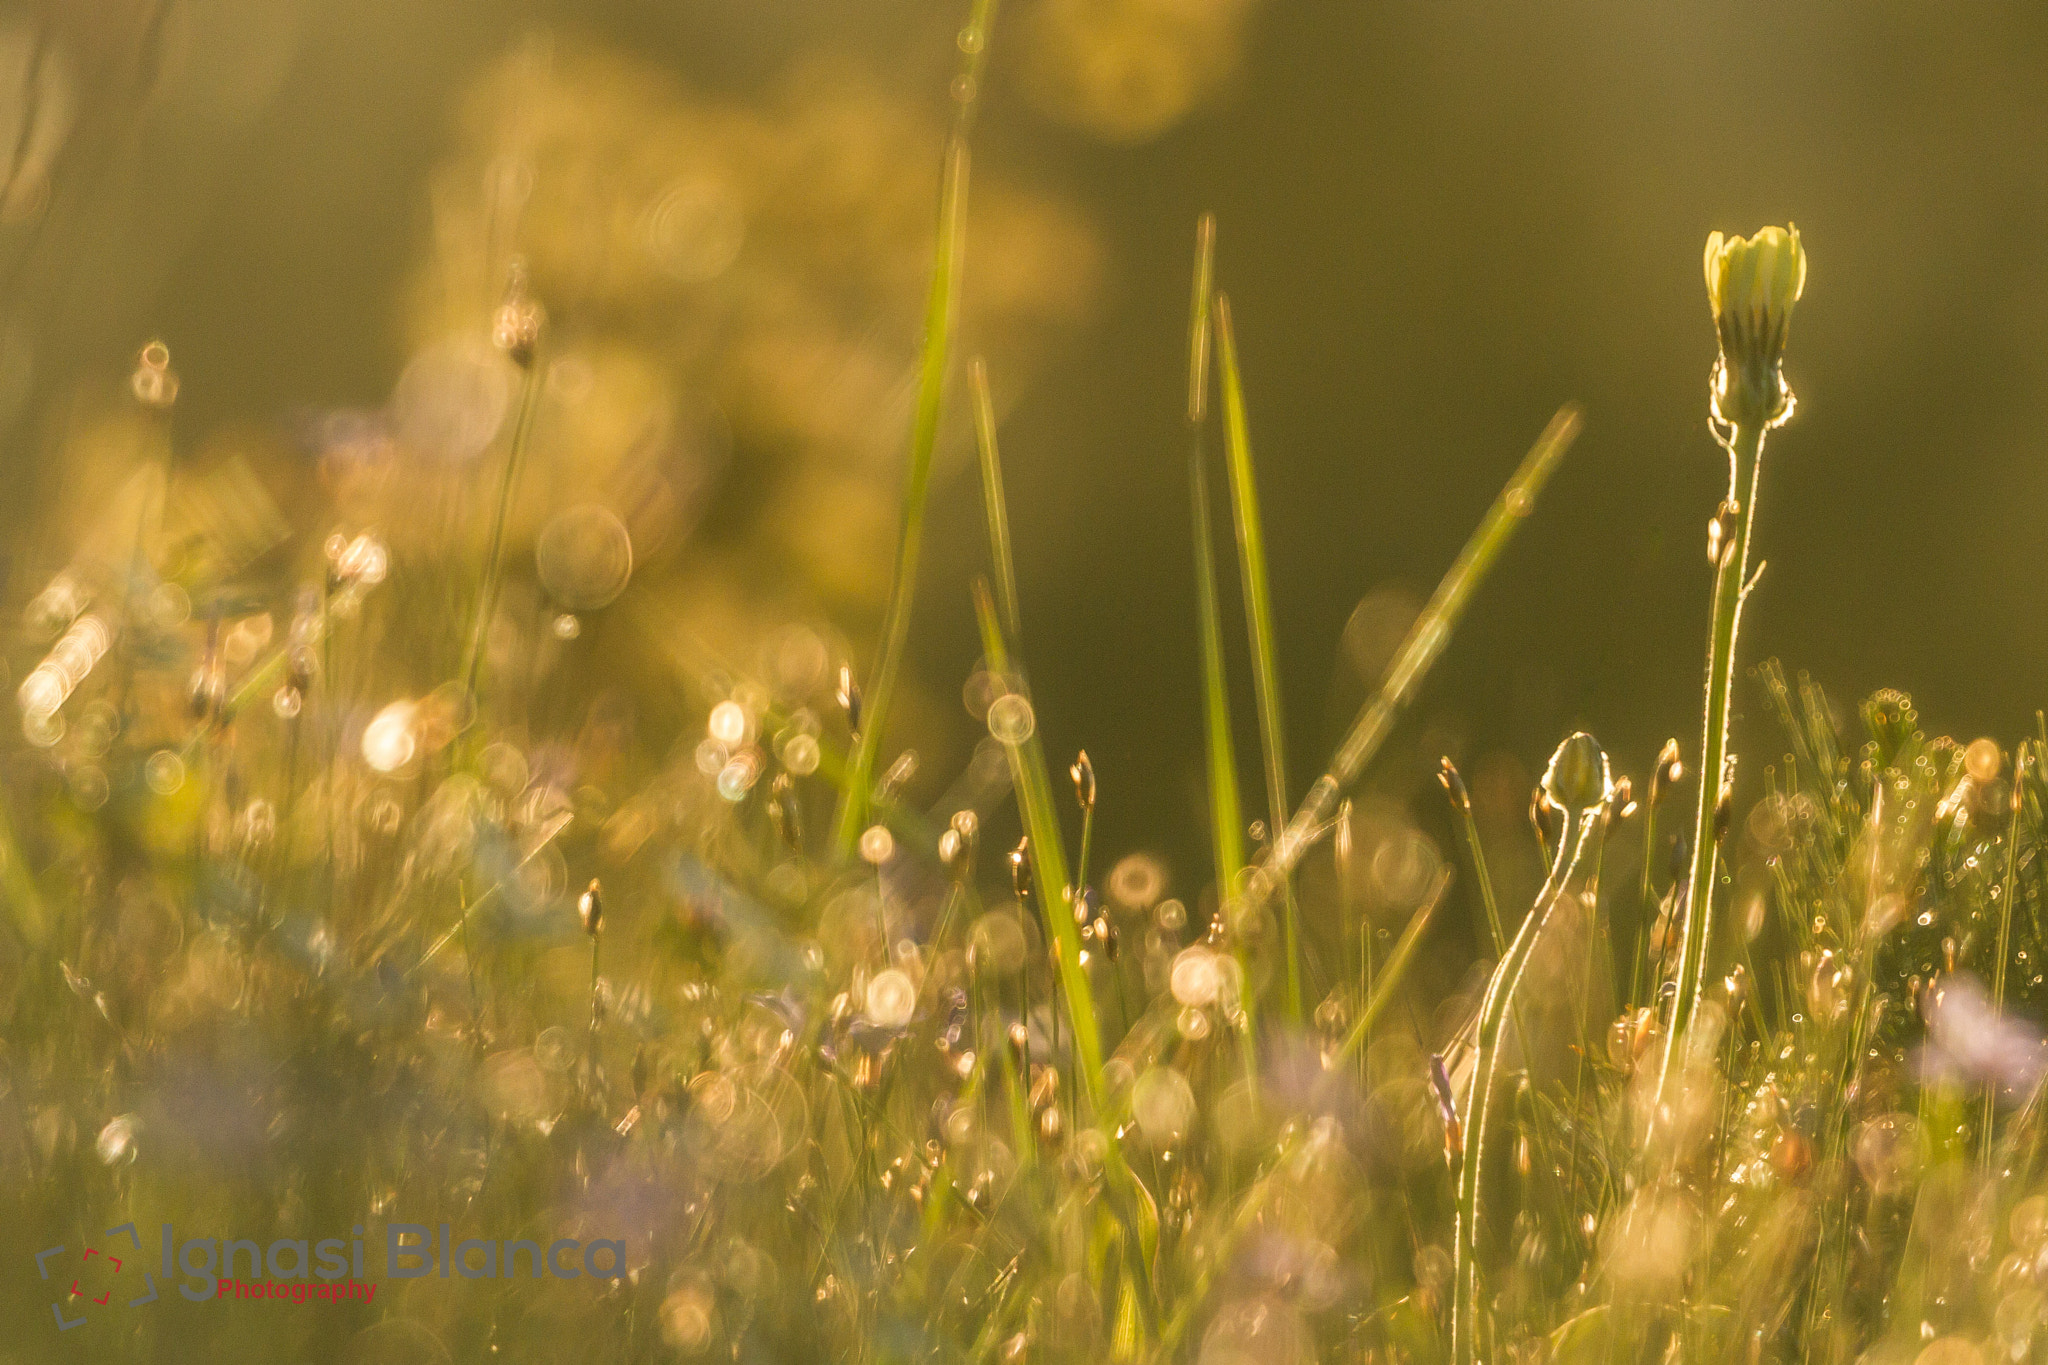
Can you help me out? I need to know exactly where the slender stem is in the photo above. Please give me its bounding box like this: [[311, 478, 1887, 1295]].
[[1653, 422, 1764, 1115], [1630, 773, 1663, 1010], [1985, 741, 2030, 1167], [462, 356, 545, 705], [1326, 869, 1450, 1070], [1451, 801, 1606, 1365], [1075, 803, 1094, 910], [586, 931, 603, 1096], [1450, 798, 1507, 960]]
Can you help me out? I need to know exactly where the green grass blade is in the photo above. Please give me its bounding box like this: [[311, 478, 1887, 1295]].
[[1265, 404, 1584, 885], [970, 359, 1023, 644], [1214, 290, 1303, 1024], [1188, 214, 1216, 426], [1191, 445, 1245, 894], [971, 578, 1104, 1111], [833, 5, 995, 857], [1187, 218, 1245, 894]]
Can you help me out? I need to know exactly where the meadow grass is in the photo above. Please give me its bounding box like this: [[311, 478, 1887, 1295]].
[[4, 10, 2048, 1365]]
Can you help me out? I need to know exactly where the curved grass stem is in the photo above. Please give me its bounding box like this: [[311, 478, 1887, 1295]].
[[1451, 798, 1607, 1365]]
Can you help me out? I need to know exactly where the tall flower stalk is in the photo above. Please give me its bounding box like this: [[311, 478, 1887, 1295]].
[[1451, 733, 1613, 1365], [1653, 225, 1807, 1115]]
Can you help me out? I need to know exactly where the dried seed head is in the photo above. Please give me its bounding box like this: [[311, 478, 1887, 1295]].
[[836, 664, 862, 735], [1611, 775, 1635, 819], [492, 260, 545, 366], [578, 878, 604, 936], [1650, 739, 1684, 807], [941, 808, 979, 876], [1010, 838, 1031, 904], [1069, 750, 1095, 812], [1436, 757, 1471, 814]]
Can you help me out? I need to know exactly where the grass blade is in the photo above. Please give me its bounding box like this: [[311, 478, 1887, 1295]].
[[1186, 216, 1264, 1091], [1187, 217, 1245, 895], [971, 579, 1104, 1109], [970, 359, 1022, 644], [1265, 404, 1584, 886], [460, 349, 545, 704], [1214, 290, 1304, 1024], [833, 0, 997, 856]]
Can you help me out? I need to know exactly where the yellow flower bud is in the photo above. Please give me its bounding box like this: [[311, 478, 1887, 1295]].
[[1702, 224, 1806, 427], [1541, 731, 1612, 814]]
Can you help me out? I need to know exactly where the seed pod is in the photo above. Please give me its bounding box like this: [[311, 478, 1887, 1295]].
[[1094, 917, 1118, 962], [942, 807, 979, 879], [1010, 838, 1031, 906], [1069, 750, 1095, 812], [1649, 739, 1683, 807], [578, 878, 604, 936], [1610, 775, 1636, 820], [492, 260, 545, 367], [1436, 757, 1471, 814], [836, 664, 862, 736]]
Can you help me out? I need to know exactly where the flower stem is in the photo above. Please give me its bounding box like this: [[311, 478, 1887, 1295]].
[[1451, 800, 1606, 1365], [1654, 420, 1765, 1116]]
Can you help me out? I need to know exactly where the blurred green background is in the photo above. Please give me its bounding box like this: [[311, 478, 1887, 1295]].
[[6, 0, 2048, 890]]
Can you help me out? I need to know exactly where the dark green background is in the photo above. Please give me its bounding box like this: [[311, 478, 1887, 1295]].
[[11, 0, 2048, 879]]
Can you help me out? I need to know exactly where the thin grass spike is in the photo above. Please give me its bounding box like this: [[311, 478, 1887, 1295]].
[[1215, 290, 1303, 1023], [1265, 405, 1583, 892], [833, 0, 995, 856]]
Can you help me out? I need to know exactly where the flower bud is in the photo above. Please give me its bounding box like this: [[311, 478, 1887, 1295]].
[[1541, 732, 1612, 814], [1703, 224, 1806, 428]]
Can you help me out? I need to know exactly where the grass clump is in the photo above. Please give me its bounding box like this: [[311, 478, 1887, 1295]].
[[6, 13, 2048, 1365]]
